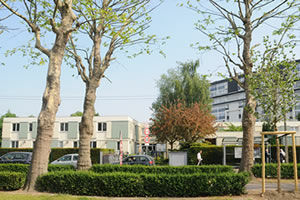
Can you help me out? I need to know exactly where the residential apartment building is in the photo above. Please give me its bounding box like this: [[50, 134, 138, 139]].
[[210, 60, 300, 123], [1, 116, 150, 154]]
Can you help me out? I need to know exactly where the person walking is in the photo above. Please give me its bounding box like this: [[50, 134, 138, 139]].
[[197, 150, 203, 165], [265, 148, 271, 163], [280, 149, 286, 163]]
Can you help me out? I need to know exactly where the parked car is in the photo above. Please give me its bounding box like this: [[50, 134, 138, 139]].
[[114, 155, 155, 166], [50, 153, 78, 167], [0, 152, 32, 164]]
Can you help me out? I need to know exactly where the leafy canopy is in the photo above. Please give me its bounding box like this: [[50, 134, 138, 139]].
[[152, 60, 212, 113], [150, 102, 216, 149]]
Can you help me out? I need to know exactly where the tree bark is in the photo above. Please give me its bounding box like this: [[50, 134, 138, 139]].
[[77, 81, 98, 170], [24, 2, 76, 191], [239, 92, 256, 172]]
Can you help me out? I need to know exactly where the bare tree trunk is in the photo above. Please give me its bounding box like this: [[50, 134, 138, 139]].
[[77, 81, 98, 170], [24, 45, 66, 191], [24, 2, 76, 191], [239, 93, 256, 172]]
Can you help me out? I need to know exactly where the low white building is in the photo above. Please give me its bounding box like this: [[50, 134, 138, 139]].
[[207, 121, 300, 146], [1, 116, 150, 154]]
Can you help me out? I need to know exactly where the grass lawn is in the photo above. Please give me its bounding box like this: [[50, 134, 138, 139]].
[[0, 191, 263, 200], [0, 192, 108, 200]]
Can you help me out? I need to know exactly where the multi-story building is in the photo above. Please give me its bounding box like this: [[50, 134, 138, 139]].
[[1, 116, 152, 154], [210, 60, 300, 122]]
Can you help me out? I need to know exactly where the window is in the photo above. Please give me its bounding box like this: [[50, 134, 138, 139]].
[[11, 141, 19, 148], [29, 123, 33, 132], [117, 141, 120, 151], [226, 115, 229, 120], [60, 123, 69, 132], [12, 123, 20, 132], [59, 141, 63, 148], [239, 114, 242, 119], [73, 141, 79, 148], [97, 122, 107, 132], [90, 141, 97, 148]]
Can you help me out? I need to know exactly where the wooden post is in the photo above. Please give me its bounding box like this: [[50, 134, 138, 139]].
[[276, 137, 281, 193], [292, 133, 298, 191], [262, 133, 265, 195]]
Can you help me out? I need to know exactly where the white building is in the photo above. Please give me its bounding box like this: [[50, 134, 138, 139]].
[[210, 60, 300, 122], [207, 121, 300, 146], [1, 116, 153, 154]]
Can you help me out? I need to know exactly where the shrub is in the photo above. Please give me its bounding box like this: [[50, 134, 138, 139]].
[[0, 164, 29, 173], [0, 148, 114, 164], [36, 171, 144, 197], [252, 163, 300, 178], [36, 171, 249, 197], [0, 171, 26, 190], [0, 164, 75, 174], [91, 164, 234, 174]]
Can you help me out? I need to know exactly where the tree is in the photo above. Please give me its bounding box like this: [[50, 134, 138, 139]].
[[66, 0, 162, 170], [70, 111, 83, 117], [0, 110, 16, 142], [70, 111, 99, 117], [150, 102, 216, 150], [0, 0, 78, 191], [152, 60, 211, 113], [187, 0, 299, 172], [251, 52, 297, 131]]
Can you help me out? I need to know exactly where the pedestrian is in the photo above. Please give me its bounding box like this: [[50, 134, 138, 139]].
[[265, 148, 271, 163], [197, 150, 203, 165], [280, 149, 286, 163]]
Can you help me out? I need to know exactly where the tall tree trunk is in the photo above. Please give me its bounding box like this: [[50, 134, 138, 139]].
[[239, 93, 256, 172], [77, 81, 98, 170], [24, 2, 76, 191], [24, 45, 65, 191]]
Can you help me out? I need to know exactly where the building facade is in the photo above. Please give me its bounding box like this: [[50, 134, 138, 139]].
[[1, 116, 149, 154], [210, 60, 300, 122]]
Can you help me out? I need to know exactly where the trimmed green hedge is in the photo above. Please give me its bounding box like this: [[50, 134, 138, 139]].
[[0, 164, 75, 173], [91, 164, 234, 174], [0, 148, 114, 164], [36, 171, 250, 197], [252, 163, 300, 178], [0, 171, 26, 190]]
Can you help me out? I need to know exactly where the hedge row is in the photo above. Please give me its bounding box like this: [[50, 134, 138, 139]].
[[0, 172, 26, 190], [252, 163, 300, 178], [36, 171, 250, 197], [186, 145, 300, 165], [0, 148, 114, 164], [0, 164, 75, 174], [91, 164, 234, 174]]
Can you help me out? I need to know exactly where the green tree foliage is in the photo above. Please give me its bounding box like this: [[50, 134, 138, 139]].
[[152, 60, 212, 113], [65, 0, 163, 170], [186, 0, 299, 173], [70, 111, 99, 117], [250, 40, 298, 131], [70, 111, 83, 117], [0, 110, 16, 142], [150, 102, 216, 149]]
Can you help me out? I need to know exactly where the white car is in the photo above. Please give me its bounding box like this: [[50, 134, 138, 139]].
[[51, 153, 78, 167]]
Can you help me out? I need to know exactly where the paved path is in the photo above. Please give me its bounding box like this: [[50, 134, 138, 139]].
[[246, 179, 298, 191]]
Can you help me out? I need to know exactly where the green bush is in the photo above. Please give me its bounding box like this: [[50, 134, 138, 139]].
[[91, 164, 234, 174], [252, 163, 299, 178], [0, 164, 75, 174], [0, 171, 26, 190], [0, 148, 114, 164], [0, 164, 29, 173], [36, 171, 249, 197]]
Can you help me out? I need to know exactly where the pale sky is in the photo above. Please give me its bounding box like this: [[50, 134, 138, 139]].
[[0, 0, 299, 123]]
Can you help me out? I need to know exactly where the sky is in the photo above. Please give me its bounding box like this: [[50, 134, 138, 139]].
[[0, 0, 299, 123]]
